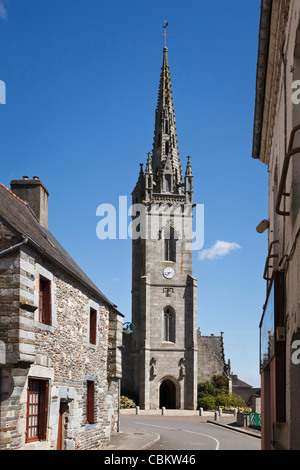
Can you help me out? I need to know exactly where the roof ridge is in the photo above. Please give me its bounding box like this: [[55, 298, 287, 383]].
[[0, 182, 28, 206]]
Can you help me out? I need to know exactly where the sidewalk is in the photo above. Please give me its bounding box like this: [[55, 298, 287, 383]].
[[107, 411, 261, 450], [108, 427, 160, 451], [207, 414, 261, 439]]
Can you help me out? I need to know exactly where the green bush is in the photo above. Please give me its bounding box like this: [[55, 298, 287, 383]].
[[198, 396, 216, 411], [198, 381, 218, 398], [212, 374, 229, 391], [120, 395, 136, 409], [197, 376, 246, 411]]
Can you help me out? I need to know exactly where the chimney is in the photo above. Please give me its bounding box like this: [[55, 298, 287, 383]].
[[10, 176, 49, 229]]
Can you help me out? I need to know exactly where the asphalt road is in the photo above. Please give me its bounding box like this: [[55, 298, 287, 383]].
[[121, 415, 261, 451]]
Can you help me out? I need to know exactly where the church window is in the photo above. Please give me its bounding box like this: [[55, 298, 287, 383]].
[[165, 174, 171, 193], [164, 307, 175, 343], [164, 226, 176, 262]]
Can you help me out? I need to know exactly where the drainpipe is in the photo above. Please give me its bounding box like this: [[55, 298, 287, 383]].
[[0, 237, 29, 258]]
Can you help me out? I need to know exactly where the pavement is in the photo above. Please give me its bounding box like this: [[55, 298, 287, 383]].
[[108, 426, 160, 451], [107, 411, 261, 451]]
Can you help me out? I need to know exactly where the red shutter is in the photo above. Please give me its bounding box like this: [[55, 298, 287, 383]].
[[38, 380, 49, 440], [90, 308, 97, 345], [86, 381, 95, 424], [39, 277, 43, 323], [45, 280, 52, 326], [39, 278, 52, 325]]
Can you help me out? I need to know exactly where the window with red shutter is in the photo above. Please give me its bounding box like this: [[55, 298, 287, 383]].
[[39, 276, 52, 325], [89, 308, 97, 345], [26, 379, 49, 442], [86, 380, 95, 424]]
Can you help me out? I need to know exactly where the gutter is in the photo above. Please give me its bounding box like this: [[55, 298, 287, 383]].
[[0, 237, 29, 258], [252, 0, 273, 160]]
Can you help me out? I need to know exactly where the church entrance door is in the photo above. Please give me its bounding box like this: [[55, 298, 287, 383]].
[[159, 379, 176, 409]]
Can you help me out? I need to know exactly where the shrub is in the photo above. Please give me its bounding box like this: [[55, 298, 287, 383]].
[[120, 395, 136, 409], [197, 375, 246, 411], [198, 396, 216, 411], [212, 374, 229, 391], [198, 381, 218, 398]]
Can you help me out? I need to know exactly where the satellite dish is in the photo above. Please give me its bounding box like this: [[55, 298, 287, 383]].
[[123, 322, 135, 335]]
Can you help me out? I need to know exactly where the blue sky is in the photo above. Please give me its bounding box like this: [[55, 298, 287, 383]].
[[0, 0, 267, 388]]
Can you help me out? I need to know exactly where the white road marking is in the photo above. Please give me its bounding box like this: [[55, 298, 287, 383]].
[[134, 421, 220, 451]]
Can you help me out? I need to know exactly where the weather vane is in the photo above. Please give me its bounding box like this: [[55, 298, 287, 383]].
[[162, 20, 169, 47]]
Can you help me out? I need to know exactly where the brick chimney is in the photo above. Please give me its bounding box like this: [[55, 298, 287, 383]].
[[10, 176, 49, 229]]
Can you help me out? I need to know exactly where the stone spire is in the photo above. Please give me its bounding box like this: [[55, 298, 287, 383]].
[[151, 46, 183, 194]]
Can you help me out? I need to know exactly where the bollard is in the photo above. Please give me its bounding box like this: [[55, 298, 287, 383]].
[[162, 407, 166, 416], [136, 406, 140, 415], [218, 407, 222, 417], [214, 411, 219, 421], [199, 407, 203, 416]]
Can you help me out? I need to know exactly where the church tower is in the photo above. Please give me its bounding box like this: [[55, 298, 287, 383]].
[[122, 42, 198, 410]]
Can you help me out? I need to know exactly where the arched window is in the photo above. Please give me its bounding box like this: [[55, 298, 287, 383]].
[[164, 306, 175, 343], [163, 226, 177, 262]]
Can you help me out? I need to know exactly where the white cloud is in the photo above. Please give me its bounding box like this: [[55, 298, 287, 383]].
[[0, 1, 7, 20], [198, 240, 241, 261]]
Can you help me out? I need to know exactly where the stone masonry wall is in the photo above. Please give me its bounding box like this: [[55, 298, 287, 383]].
[[197, 335, 225, 383], [0, 242, 120, 450]]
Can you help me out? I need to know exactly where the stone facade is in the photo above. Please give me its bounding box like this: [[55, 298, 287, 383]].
[[122, 45, 228, 410], [252, 0, 300, 450], [197, 331, 226, 383], [0, 180, 123, 450]]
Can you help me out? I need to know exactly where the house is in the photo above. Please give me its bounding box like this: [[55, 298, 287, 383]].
[[0, 177, 123, 450], [252, 0, 300, 450]]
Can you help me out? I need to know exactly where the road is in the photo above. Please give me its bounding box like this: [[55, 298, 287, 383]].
[[121, 415, 261, 451]]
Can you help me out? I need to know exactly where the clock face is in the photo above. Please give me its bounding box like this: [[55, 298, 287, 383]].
[[164, 267, 175, 279]]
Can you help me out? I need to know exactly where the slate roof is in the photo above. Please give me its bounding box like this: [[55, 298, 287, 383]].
[[0, 182, 116, 308]]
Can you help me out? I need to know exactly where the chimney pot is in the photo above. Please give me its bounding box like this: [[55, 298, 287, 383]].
[[23, 176, 29, 180]]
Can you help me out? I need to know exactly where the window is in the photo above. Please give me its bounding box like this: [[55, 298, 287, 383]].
[[39, 276, 51, 325], [165, 141, 169, 155], [86, 380, 95, 424], [26, 379, 49, 442], [164, 307, 175, 343], [89, 308, 97, 345], [164, 226, 177, 262]]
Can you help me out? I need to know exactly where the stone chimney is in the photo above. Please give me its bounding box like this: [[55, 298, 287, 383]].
[[10, 176, 49, 229]]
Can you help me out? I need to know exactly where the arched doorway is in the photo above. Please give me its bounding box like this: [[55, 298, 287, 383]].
[[159, 379, 176, 409]]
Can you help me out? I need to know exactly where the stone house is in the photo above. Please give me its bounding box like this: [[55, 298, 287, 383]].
[[0, 177, 123, 450], [252, 0, 300, 449]]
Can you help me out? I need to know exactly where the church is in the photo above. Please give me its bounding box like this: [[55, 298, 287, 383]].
[[122, 39, 229, 410]]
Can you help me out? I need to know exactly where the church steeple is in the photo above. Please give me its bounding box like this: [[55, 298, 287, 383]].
[[151, 46, 183, 194], [124, 33, 198, 411]]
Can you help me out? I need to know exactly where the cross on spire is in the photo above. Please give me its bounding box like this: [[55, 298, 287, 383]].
[[162, 21, 169, 48]]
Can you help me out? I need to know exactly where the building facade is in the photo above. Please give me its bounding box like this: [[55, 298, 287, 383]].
[[0, 177, 123, 450], [252, 0, 300, 450], [122, 45, 229, 410]]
